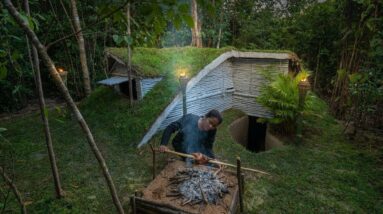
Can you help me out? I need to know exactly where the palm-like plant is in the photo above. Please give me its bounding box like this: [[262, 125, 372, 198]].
[[257, 71, 313, 136]]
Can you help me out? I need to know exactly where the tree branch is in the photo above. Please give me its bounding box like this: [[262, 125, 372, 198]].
[[45, 0, 130, 50]]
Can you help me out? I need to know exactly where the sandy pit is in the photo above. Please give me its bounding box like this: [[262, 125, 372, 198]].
[[141, 160, 239, 214]]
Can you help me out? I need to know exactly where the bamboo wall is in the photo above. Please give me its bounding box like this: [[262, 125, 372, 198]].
[[159, 62, 233, 129], [140, 77, 163, 98], [231, 58, 289, 118], [158, 58, 289, 129]]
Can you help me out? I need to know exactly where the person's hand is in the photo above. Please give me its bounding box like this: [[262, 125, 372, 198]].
[[192, 152, 209, 164], [158, 145, 168, 153]]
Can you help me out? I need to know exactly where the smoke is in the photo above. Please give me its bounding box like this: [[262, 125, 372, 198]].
[[161, 24, 191, 47]]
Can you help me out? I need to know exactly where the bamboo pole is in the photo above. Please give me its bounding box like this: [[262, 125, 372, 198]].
[[0, 166, 27, 214], [237, 157, 244, 213], [150, 144, 156, 180], [158, 149, 270, 175], [3, 1, 124, 213]]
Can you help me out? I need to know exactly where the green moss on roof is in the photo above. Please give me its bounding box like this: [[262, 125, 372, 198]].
[[236, 47, 294, 54], [105, 46, 235, 77]]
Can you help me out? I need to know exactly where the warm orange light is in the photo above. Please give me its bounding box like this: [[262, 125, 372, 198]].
[[178, 68, 188, 78], [57, 67, 65, 73]]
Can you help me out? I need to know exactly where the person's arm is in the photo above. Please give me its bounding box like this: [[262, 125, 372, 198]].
[[204, 129, 216, 159], [160, 117, 183, 146]]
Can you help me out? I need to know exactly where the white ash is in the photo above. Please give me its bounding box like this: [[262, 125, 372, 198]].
[[175, 168, 228, 204]]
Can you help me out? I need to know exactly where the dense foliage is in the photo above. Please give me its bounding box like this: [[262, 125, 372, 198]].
[[0, 0, 381, 129], [257, 71, 325, 135], [219, 0, 382, 128]]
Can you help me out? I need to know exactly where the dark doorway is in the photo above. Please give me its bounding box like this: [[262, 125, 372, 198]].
[[247, 116, 267, 152], [119, 79, 138, 99]]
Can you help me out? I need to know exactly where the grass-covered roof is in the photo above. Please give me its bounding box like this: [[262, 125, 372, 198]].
[[105, 46, 235, 77]]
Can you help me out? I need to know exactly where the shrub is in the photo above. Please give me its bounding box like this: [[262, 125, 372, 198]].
[[257, 70, 320, 136]]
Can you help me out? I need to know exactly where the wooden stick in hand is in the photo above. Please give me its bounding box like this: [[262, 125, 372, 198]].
[[158, 149, 271, 175]]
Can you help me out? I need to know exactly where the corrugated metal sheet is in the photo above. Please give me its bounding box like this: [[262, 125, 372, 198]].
[[98, 76, 129, 86], [141, 77, 163, 97]]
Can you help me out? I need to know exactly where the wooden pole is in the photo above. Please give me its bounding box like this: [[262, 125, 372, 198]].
[[24, 0, 64, 199], [158, 149, 270, 175], [3, 1, 125, 213], [237, 157, 243, 213], [126, 3, 133, 106], [131, 196, 136, 214], [150, 144, 156, 180], [0, 166, 27, 214], [179, 76, 188, 116]]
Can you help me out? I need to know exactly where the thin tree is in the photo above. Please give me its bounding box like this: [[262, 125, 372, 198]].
[[216, 2, 224, 49], [126, 3, 133, 106], [0, 166, 27, 214], [23, 0, 64, 199], [3, 1, 124, 213], [191, 0, 202, 47], [70, 0, 91, 96]]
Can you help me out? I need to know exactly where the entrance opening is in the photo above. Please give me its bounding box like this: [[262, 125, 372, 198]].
[[246, 116, 267, 152], [229, 115, 273, 153], [119, 79, 138, 100]]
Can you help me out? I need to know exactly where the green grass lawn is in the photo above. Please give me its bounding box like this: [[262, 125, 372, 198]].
[[1, 91, 382, 213]]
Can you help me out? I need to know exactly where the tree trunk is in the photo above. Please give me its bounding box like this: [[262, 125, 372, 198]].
[[24, 0, 64, 199], [4, 1, 124, 213], [191, 0, 202, 47], [313, 42, 321, 90], [126, 3, 133, 105], [216, 7, 223, 49], [70, 0, 91, 96], [0, 166, 27, 214]]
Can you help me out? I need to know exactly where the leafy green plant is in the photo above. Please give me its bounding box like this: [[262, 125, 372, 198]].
[[257, 70, 320, 135]]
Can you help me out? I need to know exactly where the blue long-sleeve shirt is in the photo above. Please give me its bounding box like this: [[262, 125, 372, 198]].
[[160, 114, 216, 158]]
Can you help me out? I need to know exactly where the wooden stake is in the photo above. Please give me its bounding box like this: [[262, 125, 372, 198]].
[[158, 149, 270, 175], [150, 144, 156, 180], [237, 157, 243, 213], [0, 166, 27, 214], [131, 195, 136, 214]]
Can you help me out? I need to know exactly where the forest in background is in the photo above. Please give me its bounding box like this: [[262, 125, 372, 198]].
[[0, 0, 382, 213], [0, 0, 382, 129]]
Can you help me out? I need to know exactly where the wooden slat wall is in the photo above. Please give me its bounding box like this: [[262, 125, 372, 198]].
[[232, 58, 289, 118], [159, 62, 233, 129]]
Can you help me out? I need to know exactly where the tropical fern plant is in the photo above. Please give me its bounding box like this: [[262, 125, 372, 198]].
[[257, 70, 315, 135]]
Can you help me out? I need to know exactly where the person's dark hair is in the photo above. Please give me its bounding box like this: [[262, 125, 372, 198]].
[[205, 109, 223, 124]]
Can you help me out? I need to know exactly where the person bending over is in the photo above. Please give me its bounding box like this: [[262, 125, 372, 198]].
[[159, 109, 223, 165]]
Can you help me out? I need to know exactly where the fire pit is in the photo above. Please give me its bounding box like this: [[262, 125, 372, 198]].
[[131, 160, 240, 214]]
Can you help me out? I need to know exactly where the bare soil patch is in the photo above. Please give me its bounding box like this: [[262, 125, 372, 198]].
[[141, 160, 239, 214]]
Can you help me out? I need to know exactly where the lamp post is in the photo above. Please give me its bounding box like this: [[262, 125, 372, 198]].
[[57, 67, 68, 87], [296, 78, 311, 145], [179, 71, 188, 116]]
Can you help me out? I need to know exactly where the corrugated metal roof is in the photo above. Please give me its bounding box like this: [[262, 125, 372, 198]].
[[98, 76, 129, 86]]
